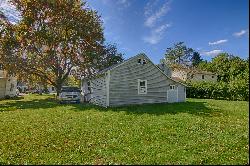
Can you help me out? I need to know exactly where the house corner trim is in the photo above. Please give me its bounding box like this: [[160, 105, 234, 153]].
[[106, 70, 110, 107]]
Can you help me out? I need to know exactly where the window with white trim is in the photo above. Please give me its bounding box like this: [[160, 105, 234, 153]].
[[170, 85, 175, 90], [138, 79, 147, 94]]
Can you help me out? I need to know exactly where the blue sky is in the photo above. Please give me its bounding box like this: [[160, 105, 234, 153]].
[[1, 0, 249, 64], [87, 0, 249, 63]]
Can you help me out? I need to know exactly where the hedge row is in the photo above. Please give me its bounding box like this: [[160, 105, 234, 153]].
[[186, 80, 249, 101]]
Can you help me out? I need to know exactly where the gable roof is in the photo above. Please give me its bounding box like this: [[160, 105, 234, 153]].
[[83, 54, 187, 87], [96, 54, 142, 75]]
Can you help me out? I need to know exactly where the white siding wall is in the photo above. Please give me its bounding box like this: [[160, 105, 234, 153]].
[[108, 54, 183, 106], [5, 77, 17, 97], [87, 75, 107, 107], [0, 76, 17, 99], [190, 73, 217, 82], [177, 85, 186, 102]]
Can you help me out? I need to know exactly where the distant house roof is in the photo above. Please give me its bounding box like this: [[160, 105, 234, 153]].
[[171, 77, 184, 82]]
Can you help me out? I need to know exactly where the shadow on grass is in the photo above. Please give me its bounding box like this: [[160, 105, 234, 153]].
[[0, 96, 24, 101], [0, 95, 223, 117], [0, 96, 58, 112], [72, 101, 223, 117]]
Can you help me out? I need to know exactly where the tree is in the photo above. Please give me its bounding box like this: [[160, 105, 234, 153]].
[[165, 42, 194, 66], [64, 43, 124, 84], [64, 76, 81, 87], [191, 51, 202, 67], [0, 0, 104, 96], [96, 43, 124, 71], [208, 53, 238, 82]]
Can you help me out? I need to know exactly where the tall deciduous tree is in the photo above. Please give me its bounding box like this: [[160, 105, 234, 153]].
[[197, 53, 248, 83], [97, 43, 124, 71], [0, 0, 104, 95], [191, 51, 202, 67], [165, 42, 194, 66]]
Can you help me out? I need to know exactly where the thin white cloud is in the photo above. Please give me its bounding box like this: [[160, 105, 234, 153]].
[[144, 0, 171, 28], [233, 29, 249, 37], [143, 0, 172, 45], [202, 49, 223, 56], [208, 39, 228, 45], [144, 0, 160, 16], [117, 0, 131, 7], [143, 24, 171, 44]]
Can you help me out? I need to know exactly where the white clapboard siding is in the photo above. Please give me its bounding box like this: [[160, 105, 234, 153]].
[[88, 75, 107, 107], [81, 54, 186, 107], [109, 54, 184, 106]]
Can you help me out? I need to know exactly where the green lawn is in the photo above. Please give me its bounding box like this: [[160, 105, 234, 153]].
[[0, 94, 249, 165]]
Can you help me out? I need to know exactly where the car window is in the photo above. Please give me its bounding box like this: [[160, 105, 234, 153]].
[[61, 87, 81, 92]]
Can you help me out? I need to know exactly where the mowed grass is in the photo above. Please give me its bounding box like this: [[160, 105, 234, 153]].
[[0, 94, 248, 165]]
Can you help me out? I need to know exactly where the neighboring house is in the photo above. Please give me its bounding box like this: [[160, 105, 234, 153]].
[[0, 69, 17, 99], [81, 54, 187, 107], [17, 81, 56, 94], [171, 66, 217, 82], [158, 62, 217, 82], [34, 84, 56, 93]]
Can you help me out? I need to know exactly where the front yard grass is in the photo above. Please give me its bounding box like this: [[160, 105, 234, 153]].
[[0, 94, 249, 164]]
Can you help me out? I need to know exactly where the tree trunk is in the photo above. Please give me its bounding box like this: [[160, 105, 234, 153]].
[[56, 82, 62, 98]]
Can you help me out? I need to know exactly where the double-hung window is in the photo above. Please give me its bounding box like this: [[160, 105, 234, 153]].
[[138, 79, 147, 94]]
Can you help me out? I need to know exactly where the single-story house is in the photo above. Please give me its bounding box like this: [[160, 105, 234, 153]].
[[0, 70, 17, 99], [81, 53, 187, 107]]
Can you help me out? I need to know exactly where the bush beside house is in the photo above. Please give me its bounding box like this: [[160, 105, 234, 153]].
[[186, 80, 249, 101]]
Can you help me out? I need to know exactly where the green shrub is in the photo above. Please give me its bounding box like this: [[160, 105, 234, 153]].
[[186, 80, 249, 101]]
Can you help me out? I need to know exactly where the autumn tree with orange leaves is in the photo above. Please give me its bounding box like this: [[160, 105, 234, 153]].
[[0, 0, 105, 95]]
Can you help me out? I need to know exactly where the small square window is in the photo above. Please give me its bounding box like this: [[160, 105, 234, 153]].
[[138, 58, 147, 65], [202, 75, 205, 79], [212, 75, 214, 78], [170, 85, 175, 90]]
